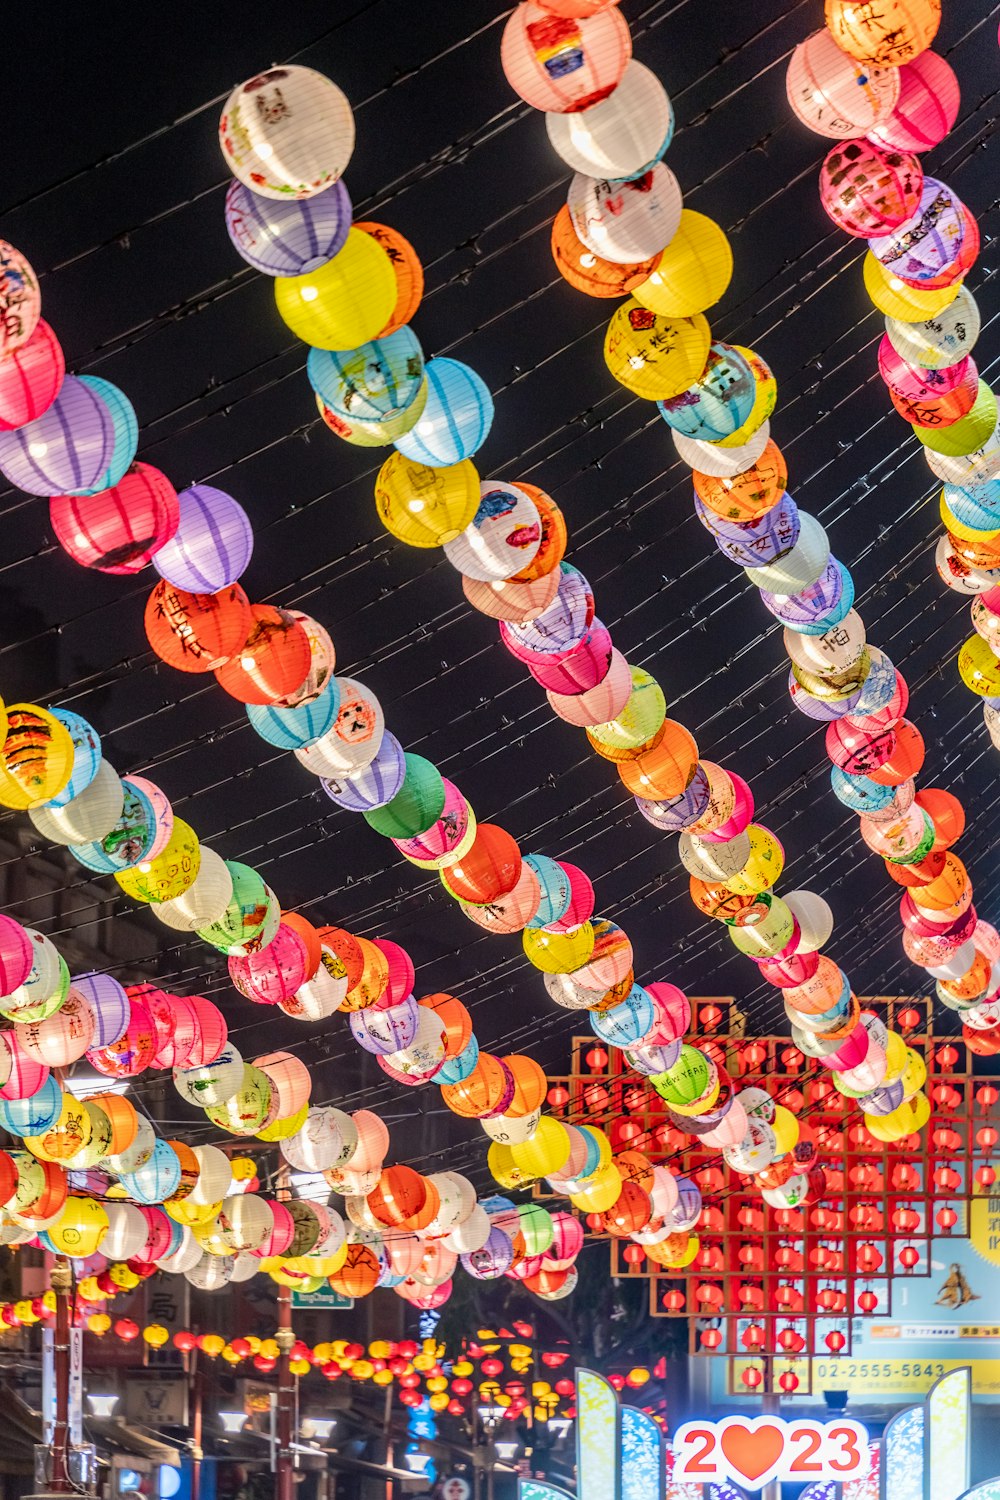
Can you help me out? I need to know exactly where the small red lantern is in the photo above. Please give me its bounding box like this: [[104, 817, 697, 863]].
[[937, 1207, 958, 1230], [173, 1331, 197, 1353], [977, 1085, 999, 1108], [899, 1246, 920, 1270], [555, 1379, 575, 1397], [700, 1329, 723, 1350], [547, 1085, 569, 1108], [115, 1319, 139, 1342], [825, 1331, 846, 1353], [662, 1289, 685, 1312], [778, 1371, 799, 1394], [742, 1367, 763, 1390], [586, 1047, 608, 1072], [481, 1358, 503, 1378], [858, 1291, 878, 1313]]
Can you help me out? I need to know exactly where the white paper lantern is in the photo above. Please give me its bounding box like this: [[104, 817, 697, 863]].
[[214, 1192, 273, 1252], [103, 1202, 149, 1261], [783, 608, 866, 677], [924, 422, 1000, 486], [1, 930, 62, 1018], [568, 162, 682, 264], [885, 286, 980, 370], [187, 1144, 233, 1206], [546, 60, 673, 179], [174, 1045, 245, 1107], [185, 1251, 234, 1290], [677, 829, 751, 882], [444, 1203, 492, 1254], [155, 847, 233, 932], [280, 944, 349, 1020], [480, 1108, 542, 1144], [443, 482, 542, 582], [294, 677, 385, 778], [156, 1225, 204, 1275], [103, 1114, 155, 1175], [282, 1106, 359, 1172], [29, 761, 123, 846], [424, 1172, 476, 1234], [220, 66, 354, 200], [745, 512, 830, 593], [672, 421, 770, 477], [786, 29, 900, 139], [783, 890, 834, 954]]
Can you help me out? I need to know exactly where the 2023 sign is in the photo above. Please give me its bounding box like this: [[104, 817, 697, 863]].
[[671, 1416, 872, 1490]]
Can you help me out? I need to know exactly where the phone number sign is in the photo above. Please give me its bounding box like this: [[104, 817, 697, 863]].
[[672, 1416, 871, 1490]]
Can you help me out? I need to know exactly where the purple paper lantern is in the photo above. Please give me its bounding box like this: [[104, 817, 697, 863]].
[[461, 1226, 514, 1280], [349, 995, 420, 1055], [224, 178, 352, 277], [695, 490, 801, 568], [634, 763, 711, 831], [0, 375, 114, 494], [320, 730, 407, 812], [151, 484, 254, 593], [73, 972, 130, 1048]]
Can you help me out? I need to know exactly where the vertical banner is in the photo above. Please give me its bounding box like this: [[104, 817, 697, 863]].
[[926, 1367, 971, 1500], [41, 1327, 83, 1444], [577, 1369, 621, 1500], [622, 1405, 664, 1500], [883, 1405, 925, 1500]]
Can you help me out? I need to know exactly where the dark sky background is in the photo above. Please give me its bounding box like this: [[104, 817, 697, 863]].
[[1, 0, 998, 1189]]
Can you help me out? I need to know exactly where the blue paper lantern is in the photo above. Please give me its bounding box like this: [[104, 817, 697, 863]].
[[45, 710, 101, 809], [830, 764, 898, 814], [152, 484, 253, 594], [69, 779, 157, 874], [436, 1034, 480, 1084], [224, 178, 352, 276], [70, 377, 138, 496], [393, 357, 494, 466], [657, 342, 755, 441], [119, 1138, 182, 1204], [524, 855, 572, 929], [0, 376, 114, 494], [591, 984, 656, 1048], [307, 327, 425, 423], [760, 558, 855, 635], [247, 673, 340, 750], [0, 1075, 62, 1135]]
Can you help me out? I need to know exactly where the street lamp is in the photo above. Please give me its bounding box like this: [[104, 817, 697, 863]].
[[218, 1412, 248, 1435], [493, 1440, 520, 1464], [87, 1395, 120, 1419], [301, 1418, 337, 1443]]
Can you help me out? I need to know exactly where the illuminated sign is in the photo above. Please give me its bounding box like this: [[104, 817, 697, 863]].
[[670, 1417, 871, 1490]]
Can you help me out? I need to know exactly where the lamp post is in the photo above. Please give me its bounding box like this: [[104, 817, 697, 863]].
[[50, 1256, 73, 1494]]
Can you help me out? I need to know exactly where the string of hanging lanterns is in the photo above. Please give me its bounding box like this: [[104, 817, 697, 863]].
[[210, 50, 941, 1205], [486, 0, 1000, 1059]]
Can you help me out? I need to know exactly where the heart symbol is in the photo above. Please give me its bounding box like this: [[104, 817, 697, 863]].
[[719, 1420, 786, 1483]]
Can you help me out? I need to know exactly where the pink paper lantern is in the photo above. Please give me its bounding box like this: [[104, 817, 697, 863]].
[[86, 997, 156, 1077], [545, 863, 596, 932], [0, 320, 64, 431], [547, 646, 632, 726], [0, 241, 40, 355], [819, 141, 922, 238], [699, 772, 755, 844], [229, 924, 309, 1006], [526, 621, 614, 695], [183, 997, 228, 1067], [49, 463, 180, 574], [501, 1, 631, 113], [371, 939, 416, 1007], [0, 917, 33, 997], [868, 51, 960, 153]]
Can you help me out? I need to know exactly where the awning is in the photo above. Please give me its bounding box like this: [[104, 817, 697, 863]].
[[87, 1416, 182, 1467]]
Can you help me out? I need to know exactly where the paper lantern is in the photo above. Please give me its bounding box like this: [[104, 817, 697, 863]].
[[120, 1140, 183, 1205], [71, 973, 130, 1048], [214, 605, 310, 704], [274, 229, 395, 349], [154, 847, 233, 934], [441, 824, 522, 904], [0, 319, 63, 431], [786, 29, 900, 138], [70, 376, 138, 496], [197, 862, 274, 957], [617, 721, 698, 800], [915, 382, 997, 457], [174, 1044, 245, 1107], [50, 464, 179, 574], [658, 343, 756, 441], [321, 730, 406, 814], [460, 864, 542, 934], [508, 483, 566, 582], [605, 302, 710, 401], [308, 324, 425, 429], [0, 241, 40, 355], [886, 286, 979, 370], [501, 564, 593, 660], [745, 512, 830, 592], [87, 996, 156, 1078], [48, 1197, 108, 1257], [220, 66, 354, 198], [869, 178, 971, 288], [151, 485, 254, 595], [587, 664, 666, 760], [70, 777, 158, 875], [445, 481, 544, 581], [568, 164, 682, 264], [16, 990, 95, 1074], [230, 924, 310, 1006], [354, 221, 424, 336], [0, 931, 63, 1023], [548, 646, 633, 726], [0, 1076, 61, 1134], [691, 440, 787, 524], [143, 581, 250, 674], [501, 2, 630, 112], [0, 374, 115, 495], [819, 140, 922, 237], [826, 0, 940, 66], [374, 452, 480, 547], [394, 359, 493, 468], [386, 774, 468, 855], [868, 50, 959, 152], [295, 677, 385, 780], [545, 60, 673, 178], [224, 176, 351, 274], [29, 760, 123, 847], [0, 704, 74, 810], [0, 918, 32, 998], [630, 207, 734, 323], [550, 205, 656, 298], [862, 250, 960, 319], [204, 1065, 273, 1136], [44, 709, 101, 813], [330, 1244, 380, 1299]]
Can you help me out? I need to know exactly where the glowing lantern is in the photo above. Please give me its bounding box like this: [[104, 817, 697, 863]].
[[87, 995, 156, 1078], [229, 924, 310, 1005], [275, 229, 395, 349], [869, 178, 973, 288], [390, 358, 492, 468], [546, 60, 673, 178], [374, 452, 480, 547], [0, 242, 40, 355], [16, 989, 95, 1067], [330, 1244, 380, 1299], [868, 50, 959, 153], [785, 29, 900, 138], [633, 210, 732, 319], [0, 320, 63, 430], [501, 2, 631, 112], [862, 250, 960, 319], [220, 66, 354, 199], [914, 382, 997, 458], [50, 464, 179, 574], [604, 302, 710, 401], [569, 164, 682, 264], [214, 605, 311, 705], [819, 140, 922, 237], [363, 752, 445, 840], [0, 705, 74, 810], [224, 176, 351, 274], [550, 205, 656, 299], [825, 0, 940, 66], [0, 376, 113, 495], [658, 343, 755, 441], [441, 824, 522, 904], [151, 484, 253, 594], [48, 1197, 109, 1257]]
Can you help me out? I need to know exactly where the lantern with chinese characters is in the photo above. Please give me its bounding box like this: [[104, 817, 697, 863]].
[[786, 29, 900, 138]]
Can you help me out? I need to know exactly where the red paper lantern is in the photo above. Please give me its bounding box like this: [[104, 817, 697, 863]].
[[0, 320, 64, 430], [214, 604, 312, 705], [50, 464, 179, 574], [145, 580, 253, 673]]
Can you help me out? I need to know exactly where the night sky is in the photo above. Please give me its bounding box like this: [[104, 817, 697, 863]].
[[2, 0, 999, 1188]]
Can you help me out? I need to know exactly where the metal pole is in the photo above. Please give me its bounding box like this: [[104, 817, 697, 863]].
[[50, 1256, 72, 1493], [275, 1281, 295, 1500], [189, 1348, 203, 1500], [760, 1359, 780, 1500]]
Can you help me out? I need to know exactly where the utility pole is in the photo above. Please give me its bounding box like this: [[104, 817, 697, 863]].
[[274, 1165, 295, 1500], [49, 1257, 72, 1494], [188, 1347, 203, 1500]]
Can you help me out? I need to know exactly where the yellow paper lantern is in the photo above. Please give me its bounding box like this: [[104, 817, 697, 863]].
[[587, 667, 667, 760], [429, 1393, 450, 1412], [87, 1312, 112, 1334], [222, 1347, 242, 1366], [862, 251, 961, 321], [78, 1278, 105, 1305], [47, 1196, 109, 1257], [604, 301, 711, 401], [632, 211, 733, 317], [717, 346, 777, 447], [914, 382, 998, 458], [0, 705, 74, 810], [200, 1334, 226, 1359], [230, 1157, 258, 1182], [569, 1161, 624, 1213], [426, 1375, 449, 1393], [532, 1381, 552, 1398], [453, 1360, 474, 1378], [256, 1101, 310, 1143], [374, 452, 480, 547], [510, 1117, 572, 1179], [770, 1105, 799, 1156], [116, 819, 201, 904], [274, 229, 396, 350], [372, 1369, 394, 1386], [167, 1197, 222, 1227], [522, 922, 595, 975], [290, 1357, 311, 1376], [143, 1324, 170, 1349], [14, 1298, 38, 1324], [628, 1367, 650, 1385], [25, 1095, 92, 1164], [413, 1353, 436, 1372], [724, 825, 785, 895], [959, 634, 1000, 696]]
